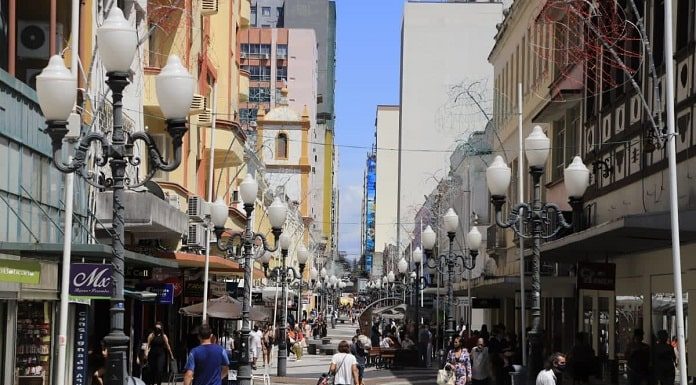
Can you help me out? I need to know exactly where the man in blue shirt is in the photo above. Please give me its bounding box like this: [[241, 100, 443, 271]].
[[184, 324, 229, 385]]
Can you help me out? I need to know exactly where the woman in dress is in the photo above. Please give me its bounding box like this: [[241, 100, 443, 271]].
[[146, 321, 175, 385], [447, 336, 472, 385], [262, 325, 274, 367]]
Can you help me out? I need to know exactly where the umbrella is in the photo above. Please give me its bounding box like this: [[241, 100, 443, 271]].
[[179, 295, 270, 321]]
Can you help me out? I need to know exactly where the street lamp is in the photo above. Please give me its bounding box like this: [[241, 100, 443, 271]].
[[258, 231, 303, 377], [423, 209, 468, 346], [36, 8, 193, 385], [212, 182, 287, 384], [412, 247, 427, 322], [486, 126, 589, 378], [462, 226, 482, 336], [296, 244, 310, 322]]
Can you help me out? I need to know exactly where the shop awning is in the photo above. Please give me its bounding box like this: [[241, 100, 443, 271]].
[[540, 209, 696, 263], [155, 251, 265, 278], [0, 242, 178, 268], [457, 276, 575, 298]]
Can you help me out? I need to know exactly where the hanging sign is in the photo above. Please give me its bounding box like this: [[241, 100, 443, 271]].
[[577, 262, 616, 291], [147, 283, 175, 304], [69, 263, 113, 299], [73, 304, 89, 385]]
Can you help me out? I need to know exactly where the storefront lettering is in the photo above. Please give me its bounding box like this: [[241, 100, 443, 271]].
[[0, 259, 41, 284], [70, 264, 113, 298], [73, 306, 89, 385]]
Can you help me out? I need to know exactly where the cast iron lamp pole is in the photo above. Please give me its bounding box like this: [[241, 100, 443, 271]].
[[423, 209, 465, 346], [211, 181, 288, 385], [486, 126, 590, 379], [36, 8, 194, 385], [296, 245, 309, 322], [259, 233, 304, 377], [412, 247, 427, 323], [463, 227, 482, 337]]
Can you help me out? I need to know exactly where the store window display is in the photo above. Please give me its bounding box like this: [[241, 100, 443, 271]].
[[16, 302, 53, 385]]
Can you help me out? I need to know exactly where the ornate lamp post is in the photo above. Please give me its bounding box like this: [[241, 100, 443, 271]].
[[463, 227, 482, 335], [296, 245, 309, 322], [422, 209, 467, 345], [36, 8, 194, 385], [486, 126, 589, 378], [412, 247, 427, 322], [259, 232, 303, 377], [211, 179, 288, 385]]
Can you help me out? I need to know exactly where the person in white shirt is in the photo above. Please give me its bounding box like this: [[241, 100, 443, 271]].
[[329, 341, 359, 385], [471, 338, 490, 385], [536, 353, 567, 385], [249, 325, 263, 369]]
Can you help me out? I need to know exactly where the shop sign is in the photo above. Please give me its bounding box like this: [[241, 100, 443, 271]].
[[162, 277, 183, 297], [252, 292, 264, 305], [147, 283, 174, 304], [69, 263, 113, 299], [184, 280, 204, 298], [472, 298, 501, 309], [125, 266, 151, 279], [0, 259, 40, 284], [210, 281, 227, 297], [577, 262, 616, 291], [73, 304, 89, 385]]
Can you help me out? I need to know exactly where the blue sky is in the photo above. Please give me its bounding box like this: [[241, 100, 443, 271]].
[[334, 0, 403, 260]]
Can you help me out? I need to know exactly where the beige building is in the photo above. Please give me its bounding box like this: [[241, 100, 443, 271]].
[[374, 106, 400, 262]]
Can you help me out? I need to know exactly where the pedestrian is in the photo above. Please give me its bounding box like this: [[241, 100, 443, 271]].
[[262, 325, 274, 368], [351, 334, 368, 385], [471, 338, 490, 385], [653, 330, 676, 385], [183, 324, 230, 385], [293, 326, 304, 361], [567, 332, 595, 384], [328, 340, 360, 385], [418, 323, 430, 367], [249, 325, 263, 370], [536, 353, 566, 385], [625, 329, 651, 385], [146, 321, 175, 385], [371, 322, 382, 348], [446, 336, 472, 385]]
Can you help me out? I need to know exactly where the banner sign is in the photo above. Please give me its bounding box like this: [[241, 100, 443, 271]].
[[0, 259, 40, 284], [69, 263, 112, 298], [577, 262, 616, 291], [184, 280, 204, 298], [148, 283, 174, 304], [72, 304, 89, 385]]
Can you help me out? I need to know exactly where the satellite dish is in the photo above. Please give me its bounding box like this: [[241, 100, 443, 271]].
[[144, 181, 166, 200]]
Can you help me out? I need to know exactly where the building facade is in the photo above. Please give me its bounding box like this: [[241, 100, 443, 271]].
[[361, 152, 376, 275], [374, 106, 399, 262], [397, 0, 504, 259]]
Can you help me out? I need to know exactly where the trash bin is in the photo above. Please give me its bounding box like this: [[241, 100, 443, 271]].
[[509, 365, 527, 385], [228, 358, 239, 385], [307, 341, 318, 355]]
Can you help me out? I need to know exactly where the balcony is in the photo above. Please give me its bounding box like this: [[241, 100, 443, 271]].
[[95, 189, 188, 242], [205, 122, 245, 168], [240, 0, 251, 27], [239, 69, 250, 102]]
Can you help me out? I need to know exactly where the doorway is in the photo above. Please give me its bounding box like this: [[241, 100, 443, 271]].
[[578, 289, 616, 382]]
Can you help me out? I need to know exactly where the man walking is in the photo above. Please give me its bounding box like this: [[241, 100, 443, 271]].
[[536, 353, 566, 385], [472, 338, 491, 385], [249, 325, 263, 369], [183, 324, 229, 385], [417, 323, 431, 367]]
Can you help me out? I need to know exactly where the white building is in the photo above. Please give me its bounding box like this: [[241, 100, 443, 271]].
[[397, 0, 504, 254], [375, 105, 400, 256]]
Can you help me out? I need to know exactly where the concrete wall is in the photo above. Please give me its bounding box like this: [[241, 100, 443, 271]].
[[398, 1, 502, 251], [375, 106, 400, 253]]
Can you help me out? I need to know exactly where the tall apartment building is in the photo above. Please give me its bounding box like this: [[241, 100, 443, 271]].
[[360, 152, 376, 275], [374, 105, 399, 273], [397, 0, 504, 257], [248, 0, 338, 256]]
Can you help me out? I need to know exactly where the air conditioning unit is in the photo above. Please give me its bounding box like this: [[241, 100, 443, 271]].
[[196, 109, 213, 127], [277, 53, 287, 60], [240, 52, 247, 59], [188, 195, 210, 221], [186, 223, 206, 248], [166, 193, 180, 209], [18, 21, 63, 59], [262, 53, 269, 60], [189, 94, 206, 115], [201, 0, 218, 16]]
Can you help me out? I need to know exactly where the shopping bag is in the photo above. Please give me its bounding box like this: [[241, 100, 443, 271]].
[[437, 364, 455, 385]]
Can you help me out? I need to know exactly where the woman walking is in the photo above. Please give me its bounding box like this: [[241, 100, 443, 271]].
[[328, 340, 360, 385], [146, 322, 174, 385], [262, 325, 274, 367], [447, 336, 472, 385]]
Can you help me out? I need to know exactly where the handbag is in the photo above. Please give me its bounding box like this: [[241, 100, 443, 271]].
[[437, 363, 455, 385]]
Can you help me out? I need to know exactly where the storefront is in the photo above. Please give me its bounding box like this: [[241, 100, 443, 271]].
[[0, 257, 58, 385]]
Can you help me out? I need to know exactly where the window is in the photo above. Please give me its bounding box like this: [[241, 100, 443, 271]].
[[250, 87, 271, 102], [552, 107, 580, 180], [240, 108, 258, 123], [262, 6, 271, 16], [676, 0, 692, 51], [250, 6, 257, 26], [276, 44, 288, 58], [276, 133, 288, 159], [243, 65, 271, 81], [277, 6, 283, 17], [653, 0, 665, 67], [276, 66, 287, 81]]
